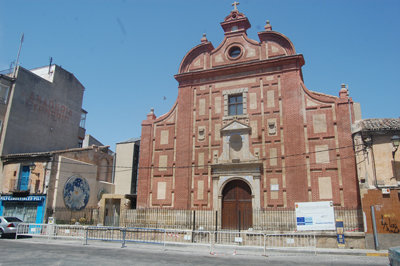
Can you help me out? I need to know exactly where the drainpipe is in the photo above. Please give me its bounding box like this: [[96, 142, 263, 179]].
[[42, 157, 53, 223], [369, 136, 379, 188], [43, 160, 52, 194], [370, 205, 380, 250], [111, 152, 116, 184]]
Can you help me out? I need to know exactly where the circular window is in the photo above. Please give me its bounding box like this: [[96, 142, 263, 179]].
[[228, 46, 241, 58]]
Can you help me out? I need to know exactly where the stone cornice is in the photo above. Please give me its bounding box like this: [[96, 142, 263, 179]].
[[211, 161, 263, 176], [175, 54, 304, 86]]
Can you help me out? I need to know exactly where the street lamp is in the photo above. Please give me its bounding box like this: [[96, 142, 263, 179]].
[[391, 135, 400, 182], [29, 162, 36, 171], [391, 135, 400, 159]]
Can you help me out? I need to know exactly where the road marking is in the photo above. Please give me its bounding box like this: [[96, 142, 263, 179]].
[[366, 253, 388, 257]]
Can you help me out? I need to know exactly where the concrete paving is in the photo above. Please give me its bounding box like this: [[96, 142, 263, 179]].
[[0, 237, 389, 266], [12, 236, 389, 257]]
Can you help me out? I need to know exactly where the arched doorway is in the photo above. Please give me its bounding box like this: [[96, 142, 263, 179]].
[[221, 179, 252, 230]]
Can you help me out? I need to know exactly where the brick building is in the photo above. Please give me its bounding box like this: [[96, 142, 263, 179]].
[[138, 7, 361, 229], [0, 145, 113, 224], [352, 118, 400, 249], [0, 64, 88, 192]]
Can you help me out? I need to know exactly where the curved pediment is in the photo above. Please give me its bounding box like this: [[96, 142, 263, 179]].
[[210, 34, 261, 68]]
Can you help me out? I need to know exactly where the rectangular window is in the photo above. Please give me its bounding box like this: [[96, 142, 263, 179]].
[[0, 84, 9, 104], [80, 111, 87, 128], [228, 94, 243, 116]]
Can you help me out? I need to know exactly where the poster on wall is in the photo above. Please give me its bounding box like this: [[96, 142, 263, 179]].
[[295, 201, 335, 231]]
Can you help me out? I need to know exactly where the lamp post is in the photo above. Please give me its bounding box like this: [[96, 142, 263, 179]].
[[29, 162, 36, 171]]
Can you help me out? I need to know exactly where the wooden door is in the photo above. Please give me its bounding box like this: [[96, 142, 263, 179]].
[[222, 179, 252, 230]]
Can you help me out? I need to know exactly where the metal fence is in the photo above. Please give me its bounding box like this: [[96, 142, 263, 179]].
[[16, 223, 317, 254], [264, 233, 316, 249], [48, 207, 363, 233], [120, 207, 363, 232], [120, 209, 217, 230], [16, 223, 86, 240]]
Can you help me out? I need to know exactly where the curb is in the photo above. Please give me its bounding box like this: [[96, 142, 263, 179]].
[[366, 252, 389, 257]]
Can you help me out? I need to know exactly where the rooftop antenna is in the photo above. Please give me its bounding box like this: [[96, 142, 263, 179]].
[[48, 57, 53, 74], [347, 84, 353, 130], [13, 33, 24, 78]]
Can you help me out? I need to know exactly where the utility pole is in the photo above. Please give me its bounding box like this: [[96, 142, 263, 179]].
[[13, 33, 24, 78]]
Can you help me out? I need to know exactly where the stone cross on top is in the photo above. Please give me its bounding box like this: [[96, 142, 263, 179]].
[[232, 1, 239, 11]]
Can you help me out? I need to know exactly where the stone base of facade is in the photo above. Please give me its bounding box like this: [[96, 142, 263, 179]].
[[365, 233, 399, 250], [314, 232, 365, 249]]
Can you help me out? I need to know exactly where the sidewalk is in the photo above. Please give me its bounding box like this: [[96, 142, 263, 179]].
[[15, 236, 388, 257]]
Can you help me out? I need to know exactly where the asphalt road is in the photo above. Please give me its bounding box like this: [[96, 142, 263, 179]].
[[0, 238, 389, 266]]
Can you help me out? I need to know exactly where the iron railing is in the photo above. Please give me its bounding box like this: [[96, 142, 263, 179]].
[[48, 207, 364, 233]]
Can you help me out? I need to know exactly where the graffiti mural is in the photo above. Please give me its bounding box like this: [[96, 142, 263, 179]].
[[380, 214, 399, 233]]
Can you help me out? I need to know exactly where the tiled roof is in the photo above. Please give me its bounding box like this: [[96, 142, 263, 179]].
[[1, 145, 110, 160], [358, 118, 400, 131]]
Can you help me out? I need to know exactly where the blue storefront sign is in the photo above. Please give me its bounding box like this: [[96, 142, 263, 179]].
[[0, 195, 46, 202], [0, 195, 46, 223]]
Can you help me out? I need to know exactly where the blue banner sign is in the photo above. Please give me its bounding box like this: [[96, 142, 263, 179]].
[[336, 219, 345, 247], [0, 195, 46, 202]]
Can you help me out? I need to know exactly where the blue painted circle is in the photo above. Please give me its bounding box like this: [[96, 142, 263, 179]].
[[63, 176, 90, 211]]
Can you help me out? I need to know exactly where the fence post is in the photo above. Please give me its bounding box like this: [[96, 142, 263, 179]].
[[163, 229, 166, 251], [215, 210, 218, 243], [238, 210, 241, 232], [209, 231, 214, 254], [47, 224, 53, 241], [263, 234, 266, 256], [15, 224, 19, 240], [84, 227, 89, 245], [191, 211, 196, 243], [313, 233, 316, 255], [121, 227, 127, 248]]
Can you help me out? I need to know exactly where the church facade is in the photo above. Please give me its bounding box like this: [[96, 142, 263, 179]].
[[137, 8, 360, 229]]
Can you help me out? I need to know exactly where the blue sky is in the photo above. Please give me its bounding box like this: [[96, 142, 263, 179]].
[[1, 0, 399, 149]]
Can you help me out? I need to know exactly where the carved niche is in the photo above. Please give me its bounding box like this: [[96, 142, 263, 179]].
[[218, 120, 257, 163]]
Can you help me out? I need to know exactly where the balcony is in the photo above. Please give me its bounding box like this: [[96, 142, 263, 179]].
[[8, 178, 42, 194]]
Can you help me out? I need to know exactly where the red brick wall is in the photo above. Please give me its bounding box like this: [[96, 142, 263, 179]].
[[138, 13, 359, 211], [362, 189, 400, 234]]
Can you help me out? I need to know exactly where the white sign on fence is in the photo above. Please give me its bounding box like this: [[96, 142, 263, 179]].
[[295, 201, 335, 231], [286, 238, 295, 244], [234, 237, 243, 243]]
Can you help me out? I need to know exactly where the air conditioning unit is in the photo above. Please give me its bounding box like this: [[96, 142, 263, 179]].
[[382, 188, 390, 194]]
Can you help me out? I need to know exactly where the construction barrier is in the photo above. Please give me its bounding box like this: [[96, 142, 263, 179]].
[[16, 223, 317, 253]]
